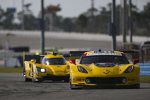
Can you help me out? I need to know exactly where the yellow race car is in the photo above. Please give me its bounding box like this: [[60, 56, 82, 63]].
[[23, 53, 70, 82], [69, 50, 140, 89]]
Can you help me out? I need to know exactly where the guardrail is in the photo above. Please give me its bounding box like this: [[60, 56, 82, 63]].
[[139, 63, 150, 76]]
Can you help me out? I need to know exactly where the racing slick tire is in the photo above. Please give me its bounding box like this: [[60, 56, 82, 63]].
[[64, 78, 69, 82], [69, 79, 80, 89], [24, 77, 32, 82], [32, 77, 43, 82], [126, 84, 140, 89], [31, 71, 43, 82], [131, 84, 140, 89], [23, 72, 32, 82]]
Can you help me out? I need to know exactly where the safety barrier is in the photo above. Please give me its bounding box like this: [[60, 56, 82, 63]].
[[139, 63, 150, 76]]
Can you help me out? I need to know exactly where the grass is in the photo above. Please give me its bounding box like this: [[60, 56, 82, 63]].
[[140, 76, 150, 83], [0, 67, 23, 73]]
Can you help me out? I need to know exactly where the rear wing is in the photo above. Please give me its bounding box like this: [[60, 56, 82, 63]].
[[121, 50, 140, 64], [24, 55, 41, 63], [70, 51, 87, 57]]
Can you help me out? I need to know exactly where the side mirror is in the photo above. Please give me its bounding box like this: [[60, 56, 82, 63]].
[[31, 59, 36, 63], [133, 59, 139, 64], [69, 60, 76, 65]]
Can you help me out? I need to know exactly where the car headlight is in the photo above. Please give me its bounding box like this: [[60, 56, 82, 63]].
[[77, 66, 88, 73], [124, 66, 134, 73], [41, 68, 46, 73], [36, 67, 46, 73]]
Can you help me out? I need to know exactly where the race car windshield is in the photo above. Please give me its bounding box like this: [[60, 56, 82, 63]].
[[80, 55, 129, 64], [43, 58, 66, 65]]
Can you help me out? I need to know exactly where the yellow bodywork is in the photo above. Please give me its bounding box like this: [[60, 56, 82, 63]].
[[24, 54, 70, 82], [70, 51, 140, 88], [70, 64, 140, 86]]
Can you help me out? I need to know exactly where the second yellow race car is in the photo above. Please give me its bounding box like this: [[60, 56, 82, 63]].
[[69, 50, 140, 89], [23, 53, 70, 82]]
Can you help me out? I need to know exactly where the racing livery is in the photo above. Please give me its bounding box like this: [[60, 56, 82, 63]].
[[69, 51, 140, 89], [23, 54, 70, 82]]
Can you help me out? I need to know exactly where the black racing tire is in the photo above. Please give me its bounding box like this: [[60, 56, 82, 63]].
[[69, 79, 79, 90], [24, 77, 32, 82], [126, 84, 140, 89], [32, 77, 43, 82], [70, 83, 76, 89], [131, 84, 140, 89], [31, 70, 42, 82], [23, 71, 32, 82], [64, 78, 69, 83]]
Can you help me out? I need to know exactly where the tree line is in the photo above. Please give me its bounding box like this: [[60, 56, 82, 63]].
[[0, 2, 150, 36]]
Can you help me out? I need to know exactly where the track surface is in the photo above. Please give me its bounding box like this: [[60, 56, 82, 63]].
[[0, 73, 150, 100]]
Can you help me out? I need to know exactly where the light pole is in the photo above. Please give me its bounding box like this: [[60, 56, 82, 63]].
[[22, 0, 24, 30], [41, 0, 45, 55], [111, 0, 117, 50], [128, 0, 133, 43], [120, 0, 127, 48]]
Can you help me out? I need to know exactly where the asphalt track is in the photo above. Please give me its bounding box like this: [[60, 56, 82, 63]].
[[0, 73, 150, 100]]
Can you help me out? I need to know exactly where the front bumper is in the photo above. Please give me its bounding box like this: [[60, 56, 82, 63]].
[[85, 77, 126, 84], [71, 76, 140, 86]]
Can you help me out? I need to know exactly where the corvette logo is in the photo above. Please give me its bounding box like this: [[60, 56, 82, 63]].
[[103, 69, 110, 74]]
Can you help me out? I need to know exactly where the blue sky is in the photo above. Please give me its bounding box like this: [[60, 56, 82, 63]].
[[1, 0, 150, 17]]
